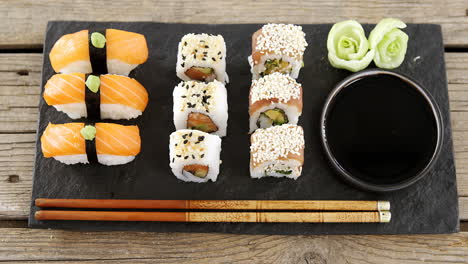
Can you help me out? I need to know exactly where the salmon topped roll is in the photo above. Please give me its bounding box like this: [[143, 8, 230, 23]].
[[43, 73, 148, 120], [41, 123, 141, 165], [249, 73, 303, 133], [49, 29, 148, 76], [250, 124, 305, 179], [176, 33, 228, 84], [173, 80, 228, 137], [248, 24, 308, 79], [169, 129, 222, 182]]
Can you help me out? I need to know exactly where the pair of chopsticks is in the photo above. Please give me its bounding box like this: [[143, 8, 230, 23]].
[[35, 199, 391, 223]]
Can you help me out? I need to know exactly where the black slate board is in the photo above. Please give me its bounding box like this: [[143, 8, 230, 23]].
[[29, 21, 459, 235]]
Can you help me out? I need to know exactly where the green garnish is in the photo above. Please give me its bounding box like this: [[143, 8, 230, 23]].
[[256, 108, 288, 128], [264, 108, 288, 125], [190, 124, 209, 131], [327, 20, 374, 72], [91, 32, 106, 48], [275, 170, 292, 175], [368, 18, 408, 69], [264, 59, 290, 75], [80, 125, 96, 140], [85, 75, 100, 93], [193, 67, 214, 74]]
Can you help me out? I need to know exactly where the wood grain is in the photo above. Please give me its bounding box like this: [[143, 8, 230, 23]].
[[35, 198, 390, 211], [0, 0, 468, 48], [34, 210, 387, 223], [0, 53, 467, 220], [0, 228, 466, 263]]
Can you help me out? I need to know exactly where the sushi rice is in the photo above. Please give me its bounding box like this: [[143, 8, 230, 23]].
[[169, 129, 222, 182]]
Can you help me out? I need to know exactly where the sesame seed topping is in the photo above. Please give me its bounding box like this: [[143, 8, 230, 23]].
[[177, 33, 226, 69], [175, 80, 222, 112], [255, 24, 307, 59], [170, 130, 210, 162], [250, 72, 301, 104], [250, 125, 305, 165]]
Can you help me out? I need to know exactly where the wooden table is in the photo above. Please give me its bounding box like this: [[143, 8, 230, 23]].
[[1, 1, 468, 263]]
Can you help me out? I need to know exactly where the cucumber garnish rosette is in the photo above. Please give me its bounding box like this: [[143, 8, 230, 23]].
[[369, 18, 409, 69], [327, 18, 408, 71], [327, 20, 375, 72]]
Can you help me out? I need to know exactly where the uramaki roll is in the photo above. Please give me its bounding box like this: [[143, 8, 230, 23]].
[[173, 80, 228, 137], [169, 130, 222, 183], [248, 24, 308, 79], [249, 72, 303, 133], [176, 33, 229, 84], [250, 124, 305, 179]]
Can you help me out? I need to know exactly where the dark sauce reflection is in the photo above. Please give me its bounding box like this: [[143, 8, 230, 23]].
[[326, 74, 438, 185]]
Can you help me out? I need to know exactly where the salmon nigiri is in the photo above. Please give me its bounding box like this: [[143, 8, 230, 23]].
[[43, 73, 148, 120], [49, 29, 148, 76], [41, 123, 141, 165]]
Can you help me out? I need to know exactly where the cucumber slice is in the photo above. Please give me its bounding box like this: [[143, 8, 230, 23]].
[[327, 20, 374, 72]]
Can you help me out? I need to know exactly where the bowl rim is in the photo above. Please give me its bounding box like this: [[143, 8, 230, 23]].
[[320, 69, 444, 192]]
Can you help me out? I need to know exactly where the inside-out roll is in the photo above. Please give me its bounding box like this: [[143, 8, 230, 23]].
[[248, 24, 308, 79], [173, 80, 228, 137], [176, 33, 228, 84], [250, 124, 305, 179], [40, 123, 141, 166], [43, 73, 148, 120], [249, 72, 303, 133], [169, 129, 222, 182]]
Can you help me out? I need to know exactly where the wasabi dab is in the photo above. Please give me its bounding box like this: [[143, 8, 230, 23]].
[[90, 32, 106, 48], [85, 75, 100, 93], [80, 125, 96, 140]]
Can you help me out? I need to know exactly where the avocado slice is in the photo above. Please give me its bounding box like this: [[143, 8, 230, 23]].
[[256, 108, 288, 128], [183, 165, 209, 178], [263, 59, 291, 75], [264, 108, 288, 125], [192, 67, 214, 74], [275, 170, 292, 175]]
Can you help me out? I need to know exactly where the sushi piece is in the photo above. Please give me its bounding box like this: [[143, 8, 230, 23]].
[[250, 124, 305, 179], [176, 33, 228, 84], [249, 72, 303, 133], [49, 29, 148, 76], [41, 122, 141, 165], [173, 80, 228, 137], [43, 73, 148, 120], [169, 129, 222, 182], [248, 24, 308, 79]]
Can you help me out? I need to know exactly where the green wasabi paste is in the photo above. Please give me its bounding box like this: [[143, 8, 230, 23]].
[[80, 125, 96, 140], [91, 32, 106, 48], [86, 75, 100, 93]]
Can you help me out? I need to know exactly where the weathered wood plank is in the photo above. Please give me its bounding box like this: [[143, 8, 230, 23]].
[[0, 0, 468, 47], [0, 52, 468, 220], [0, 228, 465, 263]]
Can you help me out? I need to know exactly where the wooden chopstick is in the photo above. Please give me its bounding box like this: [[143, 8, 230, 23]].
[[35, 210, 391, 223], [35, 199, 390, 211]]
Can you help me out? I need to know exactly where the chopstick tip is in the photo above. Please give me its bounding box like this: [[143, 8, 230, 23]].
[[377, 201, 390, 211], [379, 211, 391, 223]]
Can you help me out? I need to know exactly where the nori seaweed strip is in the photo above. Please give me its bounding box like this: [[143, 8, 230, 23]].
[[85, 123, 98, 163], [88, 30, 108, 73], [85, 74, 101, 119]]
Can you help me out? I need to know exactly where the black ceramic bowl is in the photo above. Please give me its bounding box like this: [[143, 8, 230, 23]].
[[321, 69, 443, 192]]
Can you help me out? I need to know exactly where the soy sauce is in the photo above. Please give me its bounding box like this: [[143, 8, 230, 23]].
[[325, 74, 438, 185]]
